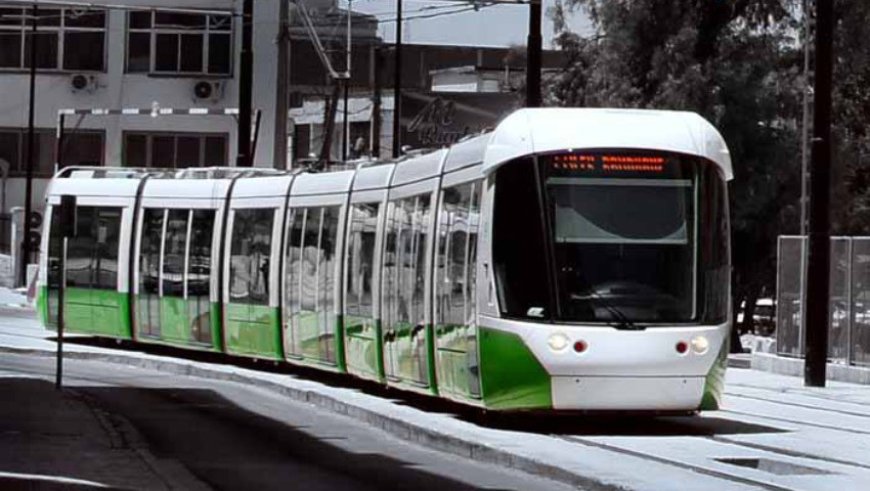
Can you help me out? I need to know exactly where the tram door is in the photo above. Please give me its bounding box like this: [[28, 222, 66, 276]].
[[137, 208, 216, 345], [434, 181, 483, 399], [343, 202, 381, 379], [382, 193, 432, 386], [283, 206, 340, 365], [57, 206, 123, 334]]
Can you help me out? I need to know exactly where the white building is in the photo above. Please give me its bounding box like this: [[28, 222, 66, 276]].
[[0, 0, 375, 215]]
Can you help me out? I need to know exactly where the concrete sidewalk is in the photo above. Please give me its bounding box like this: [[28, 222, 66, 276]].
[[0, 376, 200, 490]]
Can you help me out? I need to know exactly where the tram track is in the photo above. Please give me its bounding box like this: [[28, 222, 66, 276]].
[[556, 414, 870, 491], [555, 435, 798, 491], [724, 391, 870, 419], [719, 408, 870, 435], [726, 382, 870, 409]]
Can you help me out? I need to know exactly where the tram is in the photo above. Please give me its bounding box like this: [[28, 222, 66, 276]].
[[36, 108, 732, 412]]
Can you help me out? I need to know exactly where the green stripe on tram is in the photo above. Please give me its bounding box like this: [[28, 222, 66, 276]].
[[224, 303, 282, 359], [479, 327, 552, 410], [700, 335, 729, 410], [39, 287, 132, 339]]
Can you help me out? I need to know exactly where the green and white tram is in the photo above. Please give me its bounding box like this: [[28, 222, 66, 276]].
[[37, 108, 732, 412]]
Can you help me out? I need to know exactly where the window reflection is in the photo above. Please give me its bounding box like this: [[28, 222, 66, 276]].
[[229, 208, 274, 305]]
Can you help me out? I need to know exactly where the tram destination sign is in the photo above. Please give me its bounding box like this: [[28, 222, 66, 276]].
[[400, 91, 520, 149]]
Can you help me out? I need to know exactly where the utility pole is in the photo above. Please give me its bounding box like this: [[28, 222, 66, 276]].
[[372, 46, 382, 159], [805, 0, 833, 387], [392, 0, 403, 158], [343, 0, 352, 162], [236, 0, 254, 167], [273, 0, 290, 170], [526, 0, 542, 108], [21, 4, 38, 288]]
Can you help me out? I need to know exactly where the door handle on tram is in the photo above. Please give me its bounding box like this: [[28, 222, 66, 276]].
[[484, 262, 494, 306]]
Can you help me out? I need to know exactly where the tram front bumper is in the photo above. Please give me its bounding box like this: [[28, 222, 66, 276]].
[[550, 375, 706, 411]]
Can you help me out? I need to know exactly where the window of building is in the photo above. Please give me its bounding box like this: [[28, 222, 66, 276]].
[[0, 6, 106, 71], [127, 10, 232, 75], [123, 132, 227, 168], [0, 128, 103, 177]]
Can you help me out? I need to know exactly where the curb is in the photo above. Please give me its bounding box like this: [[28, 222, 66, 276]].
[[0, 345, 626, 491]]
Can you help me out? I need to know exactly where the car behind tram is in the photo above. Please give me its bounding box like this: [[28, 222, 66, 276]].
[[37, 108, 732, 413]]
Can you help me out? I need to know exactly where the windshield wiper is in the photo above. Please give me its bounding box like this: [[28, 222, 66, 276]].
[[571, 290, 642, 330]]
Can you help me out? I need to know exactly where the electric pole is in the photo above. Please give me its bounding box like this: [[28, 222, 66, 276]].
[[236, 0, 254, 167], [392, 0, 403, 158], [21, 4, 38, 288], [805, 0, 833, 387], [526, 0, 542, 108]]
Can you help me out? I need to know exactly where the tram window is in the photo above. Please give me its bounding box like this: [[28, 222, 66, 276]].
[[346, 203, 379, 319], [93, 207, 122, 290], [300, 208, 322, 313], [188, 209, 215, 342], [285, 208, 303, 321], [188, 209, 214, 297], [162, 209, 188, 297], [492, 158, 551, 319], [65, 206, 122, 290], [700, 166, 729, 324], [382, 203, 400, 329], [320, 206, 340, 360], [436, 181, 482, 327], [229, 208, 274, 305], [138, 208, 163, 335], [66, 207, 95, 288], [389, 194, 430, 327]]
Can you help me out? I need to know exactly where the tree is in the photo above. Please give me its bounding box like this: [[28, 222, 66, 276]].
[[548, 0, 805, 351]]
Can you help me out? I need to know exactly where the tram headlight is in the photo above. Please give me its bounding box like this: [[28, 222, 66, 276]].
[[691, 336, 710, 355], [548, 332, 570, 352]]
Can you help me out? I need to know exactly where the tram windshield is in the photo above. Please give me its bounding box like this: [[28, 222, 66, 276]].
[[492, 151, 729, 326]]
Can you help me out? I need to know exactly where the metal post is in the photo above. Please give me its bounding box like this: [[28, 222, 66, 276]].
[[526, 0, 542, 108], [343, 0, 352, 162], [236, 0, 254, 167], [21, 4, 38, 287], [372, 47, 382, 159], [846, 238, 853, 366], [805, 0, 833, 388], [343, 80, 350, 162], [273, 0, 290, 170], [55, 113, 66, 173], [55, 236, 66, 390], [250, 109, 262, 164], [392, 0, 403, 158]]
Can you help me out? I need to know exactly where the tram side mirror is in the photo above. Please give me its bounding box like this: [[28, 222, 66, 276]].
[[59, 195, 77, 238]]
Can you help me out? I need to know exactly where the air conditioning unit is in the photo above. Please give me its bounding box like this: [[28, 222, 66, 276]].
[[193, 80, 224, 102], [70, 74, 98, 94]]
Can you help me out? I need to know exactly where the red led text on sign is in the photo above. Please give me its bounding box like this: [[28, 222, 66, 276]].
[[551, 154, 666, 173]]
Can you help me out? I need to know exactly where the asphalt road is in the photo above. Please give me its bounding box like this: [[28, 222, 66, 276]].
[[0, 354, 574, 491]]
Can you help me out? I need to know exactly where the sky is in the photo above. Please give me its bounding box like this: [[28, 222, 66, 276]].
[[345, 0, 593, 48]]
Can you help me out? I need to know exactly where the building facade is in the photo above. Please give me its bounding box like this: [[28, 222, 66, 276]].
[[0, 0, 380, 215]]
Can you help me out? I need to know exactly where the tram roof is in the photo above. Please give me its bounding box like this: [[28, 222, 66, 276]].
[[482, 108, 733, 180]]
